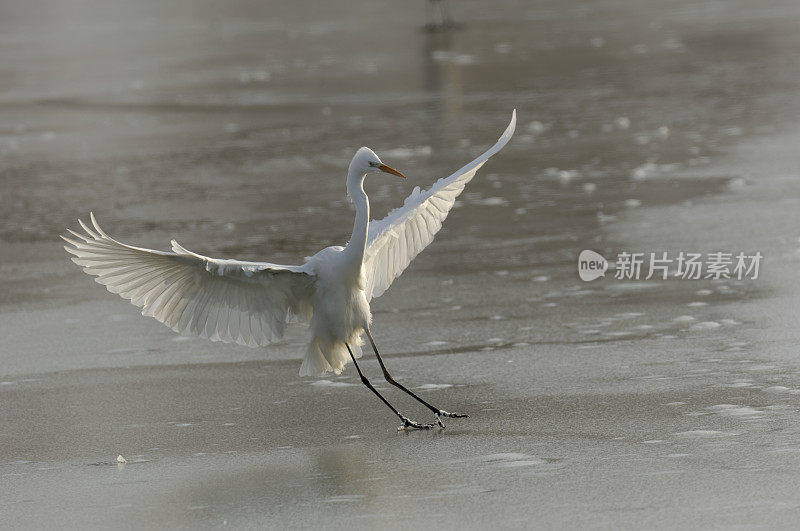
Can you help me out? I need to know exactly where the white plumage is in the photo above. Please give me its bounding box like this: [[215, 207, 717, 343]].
[[63, 111, 516, 378], [364, 112, 516, 300], [62, 217, 314, 347]]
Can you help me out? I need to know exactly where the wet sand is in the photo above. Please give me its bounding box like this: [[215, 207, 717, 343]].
[[3, 0, 800, 528]]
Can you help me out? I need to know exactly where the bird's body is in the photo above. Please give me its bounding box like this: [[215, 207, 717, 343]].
[[301, 149, 377, 375], [63, 111, 516, 429]]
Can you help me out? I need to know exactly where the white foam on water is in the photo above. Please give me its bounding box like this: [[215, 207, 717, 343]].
[[416, 384, 452, 390], [722, 126, 743, 136], [311, 380, 356, 388], [382, 146, 432, 159], [590, 37, 605, 48], [624, 198, 641, 208], [423, 341, 449, 346], [494, 42, 512, 54], [673, 315, 695, 322], [707, 404, 761, 417], [526, 120, 549, 134], [496, 460, 545, 468], [476, 197, 508, 206], [558, 169, 579, 183], [631, 162, 657, 180], [323, 495, 364, 503], [764, 386, 790, 393], [674, 430, 736, 438], [691, 321, 721, 330], [431, 51, 475, 65], [746, 364, 777, 371], [597, 212, 617, 224]]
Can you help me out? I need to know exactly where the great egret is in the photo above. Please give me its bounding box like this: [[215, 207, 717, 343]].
[[62, 110, 516, 430]]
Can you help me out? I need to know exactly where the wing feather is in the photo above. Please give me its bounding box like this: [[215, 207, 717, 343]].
[[364, 110, 516, 300], [63, 213, 315, 346]]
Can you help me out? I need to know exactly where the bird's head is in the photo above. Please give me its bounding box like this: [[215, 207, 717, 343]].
[[350, 147, 405, 179]]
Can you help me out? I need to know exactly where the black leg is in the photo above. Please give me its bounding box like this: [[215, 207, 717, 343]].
[[345, 343, 435, 431], [364, 329, 468, 428]]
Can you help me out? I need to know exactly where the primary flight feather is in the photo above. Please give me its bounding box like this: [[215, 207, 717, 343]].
[[63, 110, 516, 430]]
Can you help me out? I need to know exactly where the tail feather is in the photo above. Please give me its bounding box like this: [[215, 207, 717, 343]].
[[299, 340, 331, 377], [299, 335, 363, 377]]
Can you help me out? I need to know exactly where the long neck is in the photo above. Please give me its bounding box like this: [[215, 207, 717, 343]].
[[344, 168, 369, 265]]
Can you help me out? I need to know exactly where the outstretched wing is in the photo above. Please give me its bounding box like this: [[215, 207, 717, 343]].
[[62, 213, 315, 346], [363, 110, 516, 300]]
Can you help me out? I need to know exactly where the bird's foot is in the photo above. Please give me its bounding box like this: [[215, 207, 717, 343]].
[[437, 409, 469, 419], [434, 410, 468, 429], [397, 416, 437, 431]]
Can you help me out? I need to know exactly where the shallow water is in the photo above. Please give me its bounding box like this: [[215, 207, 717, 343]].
[[2, 0, 800, 529]]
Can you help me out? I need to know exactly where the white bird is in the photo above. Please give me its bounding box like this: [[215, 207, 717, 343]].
[[62, 110, 516, 430]]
